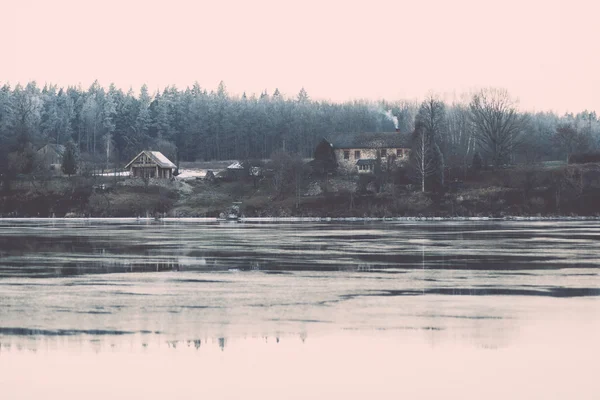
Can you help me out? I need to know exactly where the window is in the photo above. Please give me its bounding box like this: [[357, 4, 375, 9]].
[[354, 150, 361, 159], [380, 149, 387, 157], [344, 151, 350, 160], [397, 149, 402, 157]]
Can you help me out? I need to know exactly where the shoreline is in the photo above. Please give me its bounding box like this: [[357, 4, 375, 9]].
[[1, 216, 600, 222]]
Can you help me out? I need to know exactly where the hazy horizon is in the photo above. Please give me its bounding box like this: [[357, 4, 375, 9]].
[[2, 0, 598, 115]]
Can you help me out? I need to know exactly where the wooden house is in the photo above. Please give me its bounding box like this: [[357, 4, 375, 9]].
[[315, 132, 411, 174], [37, 144, 65, 170], [124, 151, 176, 179]]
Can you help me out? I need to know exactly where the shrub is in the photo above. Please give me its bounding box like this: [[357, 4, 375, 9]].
[[569, 152, 600, 164], [393, 192, 433, 214]]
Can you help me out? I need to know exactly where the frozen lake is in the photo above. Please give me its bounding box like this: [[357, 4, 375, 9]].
[[0, 220, 599, 399]]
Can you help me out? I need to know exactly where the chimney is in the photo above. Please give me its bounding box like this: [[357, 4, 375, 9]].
[[395, 128, 400, 133]]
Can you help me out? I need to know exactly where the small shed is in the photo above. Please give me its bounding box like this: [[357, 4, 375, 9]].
[[124, 151, 177, 179], [224, 161, 247, 180]]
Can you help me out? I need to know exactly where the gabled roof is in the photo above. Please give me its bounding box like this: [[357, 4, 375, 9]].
[[227, 161, 244, 169], [124, 151, 177, 169], [325, 132, 410, 149], [38, 144, 65, 155], [149, 151, 176, 168]]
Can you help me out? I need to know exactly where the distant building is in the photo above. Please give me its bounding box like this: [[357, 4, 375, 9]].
[[124, 151, 176, 179], [37, 144, 65, 170], [314, 132, 411, 174], [220, 161, 247, 180]]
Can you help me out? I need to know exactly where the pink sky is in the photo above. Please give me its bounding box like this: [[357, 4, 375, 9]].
[[1, 0, 598, 114]]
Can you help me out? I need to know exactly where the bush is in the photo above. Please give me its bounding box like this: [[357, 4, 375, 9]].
[[392, 192, 433, 215], [569, 152, 600, 164], [267, 151, 308, 199]]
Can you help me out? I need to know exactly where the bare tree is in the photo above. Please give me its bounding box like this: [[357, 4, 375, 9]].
[[553, 124, 592, 163], [446, 103, 475, 178], [410, 123, 442, 192], [411, 96, 446, 190], [415, 94, 446, 143], [469, 88, 526, 167]]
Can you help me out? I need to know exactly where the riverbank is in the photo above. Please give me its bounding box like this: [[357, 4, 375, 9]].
[[2, 162, 600, 218]]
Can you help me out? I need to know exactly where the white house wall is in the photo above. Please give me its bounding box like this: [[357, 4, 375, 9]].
[[334, 148, 410, 173]]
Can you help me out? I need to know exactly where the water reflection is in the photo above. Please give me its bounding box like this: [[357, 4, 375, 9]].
[[0, 332, 315, 355], [2, 220, 600, 278], [1, 220, 600, 399]]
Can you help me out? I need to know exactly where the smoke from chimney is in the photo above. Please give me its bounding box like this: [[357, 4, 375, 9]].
[[383, 110, 399, 130]]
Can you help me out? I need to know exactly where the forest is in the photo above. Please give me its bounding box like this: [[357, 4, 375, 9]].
[[1, 80, 598, 180], [2, 80, 600, 218]]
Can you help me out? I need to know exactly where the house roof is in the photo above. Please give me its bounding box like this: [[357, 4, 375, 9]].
[[149, 151, 176, 168], [124, 151, 177, 169], [325, 132, 410, 149], [38, 144, 65, 155], [227, 161, 244, 169]]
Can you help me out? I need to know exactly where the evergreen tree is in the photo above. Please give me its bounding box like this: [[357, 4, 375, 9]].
[[113, 89, 138, 161], [55, 88, 74, 145], [81, 93, 101, 154], [0, 80, 595, 174], [62, 140, 78, 176], [40, 85, 59, 143], [135, 84, 152, 143], [102, 91, 117, 167], [297, 87, 309, 103]]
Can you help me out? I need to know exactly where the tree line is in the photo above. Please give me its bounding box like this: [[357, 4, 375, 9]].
[[407, 88, 599, 191], [0, 80, 598, 181]]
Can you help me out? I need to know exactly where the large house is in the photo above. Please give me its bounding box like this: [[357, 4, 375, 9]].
[[314, 132, 410, 174], [125, 151, 177, 179]]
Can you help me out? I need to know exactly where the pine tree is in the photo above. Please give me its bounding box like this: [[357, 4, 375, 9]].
[[297, 87, 309, 103], [40, 85, 59, 144], [272, 88, 281, 100], [62, 140, 78, 176], [136, 84, 152, 142], [113, 89, 138, 161], [102, 91, 117, 167]]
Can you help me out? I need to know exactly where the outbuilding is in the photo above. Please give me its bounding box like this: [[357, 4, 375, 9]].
[[37, 144, 65, 171]]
